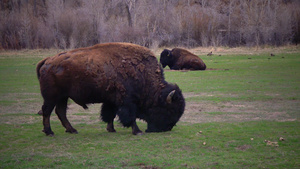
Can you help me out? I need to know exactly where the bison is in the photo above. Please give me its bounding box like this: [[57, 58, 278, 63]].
[[160, 48, 206, 70], [37, 42, 185, 136]]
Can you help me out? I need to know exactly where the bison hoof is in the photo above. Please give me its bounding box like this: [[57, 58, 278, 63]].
[[133, 131, 143, 135], [42, 129, 54, 136], [66, 129, 78, 134], [107, 128, 116, 133]]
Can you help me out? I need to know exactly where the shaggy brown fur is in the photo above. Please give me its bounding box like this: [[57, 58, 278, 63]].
[[160, 48, 206, 70], [37, 43, 185, 136]]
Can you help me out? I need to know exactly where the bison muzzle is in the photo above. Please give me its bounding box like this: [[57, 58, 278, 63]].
[[37, 43, 185, 136]]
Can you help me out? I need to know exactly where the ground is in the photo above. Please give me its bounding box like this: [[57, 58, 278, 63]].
[[0, 46, 299, 168]]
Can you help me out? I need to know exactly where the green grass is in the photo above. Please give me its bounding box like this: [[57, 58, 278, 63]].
[[0, 122, 299, 168], [0, 49, 299, 168], [165, 53, 300, 101]]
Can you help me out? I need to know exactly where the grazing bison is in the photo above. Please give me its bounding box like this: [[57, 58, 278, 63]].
[[160, 48, 206, 70], [37, 42, 185, 136]]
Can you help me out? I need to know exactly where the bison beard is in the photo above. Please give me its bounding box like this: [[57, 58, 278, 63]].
[[36, 42, 185, 136]]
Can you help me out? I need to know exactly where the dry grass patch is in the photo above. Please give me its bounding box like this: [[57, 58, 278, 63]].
[[154, 45, 300, 56], [181, 99, 298, 123]]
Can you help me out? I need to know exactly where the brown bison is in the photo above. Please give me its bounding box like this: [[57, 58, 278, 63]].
[[37, 42, 185, 136], [160, 48, 206, 70]]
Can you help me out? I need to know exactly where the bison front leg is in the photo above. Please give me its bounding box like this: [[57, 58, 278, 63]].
[[117, 105, 143, 135], [55, 98, 78, 134], [131, 121, 143, 135], [101, 103, 117, 132]]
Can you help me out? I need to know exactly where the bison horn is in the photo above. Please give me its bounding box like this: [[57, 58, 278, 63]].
[[166, 90, 176, 104], [167, 50, 171, 56]]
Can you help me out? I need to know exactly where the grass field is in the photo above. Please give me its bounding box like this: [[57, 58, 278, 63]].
[[0, 47, 299, 168]]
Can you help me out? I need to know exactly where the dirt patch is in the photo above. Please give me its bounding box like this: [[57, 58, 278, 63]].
[[66, 104, 101, 124], [133, 163, 160, 169], [181, 94, 299, 123], [0, 92, 299, 125], [163, 68, 229, 72], [0, 49, 63, 58], [162, 45, 300, 56], [236, 145, 252, 151]]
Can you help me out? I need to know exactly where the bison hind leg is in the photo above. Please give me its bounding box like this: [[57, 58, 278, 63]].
[[37, 110, 43, 115], [55, 97, 78, 134], [101, 103, 117, 132], [41, 102, 55, 136]]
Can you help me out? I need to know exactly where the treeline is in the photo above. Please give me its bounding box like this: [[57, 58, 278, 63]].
[[1, 0, 300, 50]]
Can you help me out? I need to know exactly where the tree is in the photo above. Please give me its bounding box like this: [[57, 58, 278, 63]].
[[0, 0, 298, 49]]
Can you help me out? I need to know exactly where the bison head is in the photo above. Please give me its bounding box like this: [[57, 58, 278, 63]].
[[145, 84, 185, 133], [160, 49, 173, 68]]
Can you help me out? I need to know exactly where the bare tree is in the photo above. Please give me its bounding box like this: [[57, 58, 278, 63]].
[[0, 0, 299, 49]]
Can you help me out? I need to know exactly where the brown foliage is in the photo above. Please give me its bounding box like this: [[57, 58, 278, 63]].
[[1, 0, 299, 49]]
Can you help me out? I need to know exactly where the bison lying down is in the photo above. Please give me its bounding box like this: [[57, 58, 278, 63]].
[[37, 43, 185, 136], [160, 48, 206, 70]]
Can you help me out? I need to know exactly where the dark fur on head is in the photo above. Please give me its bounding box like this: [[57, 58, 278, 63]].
[[144, 83, 185, 132], [160, 49, 173, 68]]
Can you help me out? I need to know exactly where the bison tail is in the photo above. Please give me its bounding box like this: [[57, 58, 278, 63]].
[[36, 57, 49, 79]]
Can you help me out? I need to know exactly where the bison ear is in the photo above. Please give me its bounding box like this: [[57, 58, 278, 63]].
[[166, 90, 176, 104]]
